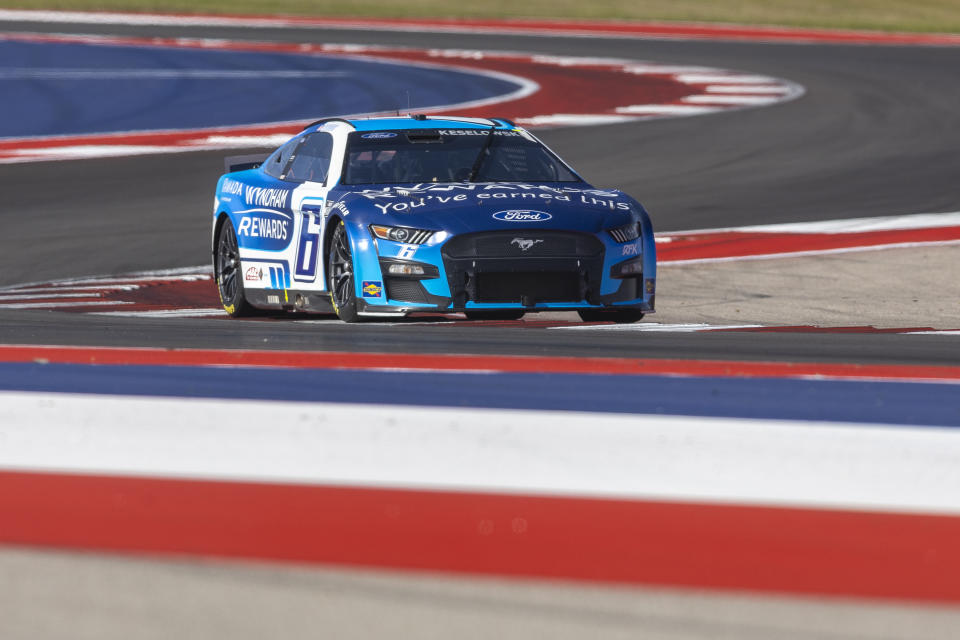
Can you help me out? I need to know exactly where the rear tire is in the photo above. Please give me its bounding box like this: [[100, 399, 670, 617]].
[[215, 219, 256, 317], [464, 310, 526, 321], [327, 221, 361, 323], [577, 309, 645, 323]]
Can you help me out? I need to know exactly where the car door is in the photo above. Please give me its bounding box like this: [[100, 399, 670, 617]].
[[284, 131, 335, 291]]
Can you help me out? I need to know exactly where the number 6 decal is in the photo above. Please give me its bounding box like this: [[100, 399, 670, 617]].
[[294, 208, 322, 282]]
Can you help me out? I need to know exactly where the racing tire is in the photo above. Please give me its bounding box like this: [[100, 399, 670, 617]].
[[328, 220, 361, 323], [215, 218, 256, 317], [463, 310, 526, 321], [577, 309, 645, 323]]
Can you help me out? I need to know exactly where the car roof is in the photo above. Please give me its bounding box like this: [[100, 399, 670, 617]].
[[303, 115, 515, 134]]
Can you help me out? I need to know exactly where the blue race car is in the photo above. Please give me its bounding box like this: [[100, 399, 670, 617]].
[[212, 115, 656, 322]]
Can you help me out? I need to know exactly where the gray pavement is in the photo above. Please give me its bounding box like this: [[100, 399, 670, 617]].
[[4, 547, 960, 640], [655, 245, 960, 329]]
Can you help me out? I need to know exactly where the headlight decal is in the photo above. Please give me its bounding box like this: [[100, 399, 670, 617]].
[[370, 224, 434, 244]]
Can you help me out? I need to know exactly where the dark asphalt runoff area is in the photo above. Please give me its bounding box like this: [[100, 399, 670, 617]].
[[2, 20, 960, 365]]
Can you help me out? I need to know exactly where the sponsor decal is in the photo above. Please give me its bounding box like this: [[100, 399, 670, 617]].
[[434, 129, 522, 137], [645, 278, 656, 294], [511, 237, 544, 251], [359, 184, 621, 200], [330, 200, 350, 217], [221, 178, 244, 196], [266, 263, 290, 290], [357, 184, 632, 214], [362, 280, 383, 298], [361, 132, 397, 139], [244, 186, 290, 209], [236, 212, 292, 251], [245, 266, 264, 282], [622, 243, 640, 256], [493, 210, 552, 222]]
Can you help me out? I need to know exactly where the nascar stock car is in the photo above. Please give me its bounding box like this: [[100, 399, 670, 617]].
[[212, 115, 656, 322]]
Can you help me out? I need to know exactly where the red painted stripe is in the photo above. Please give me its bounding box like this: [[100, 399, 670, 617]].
[[2, 470, 960, 602], [659, 226, 960, 262], [25, 10, 960, 46], [2, 345, 959, 381]]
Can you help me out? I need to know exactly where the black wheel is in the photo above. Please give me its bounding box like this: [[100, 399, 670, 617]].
[[464, 310, 526, 321], [327, 221, 360, 323], [577, 309, 645, 323], [215, 219, 255, 317]]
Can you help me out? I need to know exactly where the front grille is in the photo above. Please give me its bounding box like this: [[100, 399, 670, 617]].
[[385, 278, 430, 303], [443, 231, 603, 259], [473, 271, 582, 303]]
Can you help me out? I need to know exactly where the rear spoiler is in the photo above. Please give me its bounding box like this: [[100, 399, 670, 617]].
[[224, 153, 270, 173]]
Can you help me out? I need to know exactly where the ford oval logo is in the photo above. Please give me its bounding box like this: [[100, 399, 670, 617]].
[[361, 132, 397, 139], [492, 210, 553, 222]]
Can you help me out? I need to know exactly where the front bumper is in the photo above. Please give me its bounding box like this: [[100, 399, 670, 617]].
[[360, 229, 655, 316]]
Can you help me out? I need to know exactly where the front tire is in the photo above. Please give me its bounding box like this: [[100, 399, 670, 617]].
[[577, 308, 645, 323], [327, 221, 360, 323], [215, 218, 255, 317]]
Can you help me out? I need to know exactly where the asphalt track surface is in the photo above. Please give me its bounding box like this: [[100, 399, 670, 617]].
[[2, 20, 960, 364], [3, 17, 960, 640]]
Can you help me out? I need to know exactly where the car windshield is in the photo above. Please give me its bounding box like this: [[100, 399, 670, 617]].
[[342, 128, 581, 185]]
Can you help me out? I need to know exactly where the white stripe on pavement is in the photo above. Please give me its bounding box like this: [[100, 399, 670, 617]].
[[1, 392, 960, 515]]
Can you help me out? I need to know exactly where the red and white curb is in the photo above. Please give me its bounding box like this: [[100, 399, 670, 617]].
[[657, 210, 960, 263], [0, 31, 802, 163], [3, 9, 960, 47]]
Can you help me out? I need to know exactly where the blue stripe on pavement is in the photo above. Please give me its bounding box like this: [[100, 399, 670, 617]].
[[0, 40, 522, 138], [0, 362, 958, 428]]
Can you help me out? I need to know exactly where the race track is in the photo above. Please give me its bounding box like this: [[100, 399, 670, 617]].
[[2, 12, 960, 639]]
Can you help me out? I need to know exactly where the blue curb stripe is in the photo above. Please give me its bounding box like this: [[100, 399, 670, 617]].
[[1, 363, 959, 428]]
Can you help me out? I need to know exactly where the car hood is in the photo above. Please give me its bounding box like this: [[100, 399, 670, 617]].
[[330, 182, 641, 233]]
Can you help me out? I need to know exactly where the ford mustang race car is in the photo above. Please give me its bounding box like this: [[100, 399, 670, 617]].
[[212, 115, 656, 322]]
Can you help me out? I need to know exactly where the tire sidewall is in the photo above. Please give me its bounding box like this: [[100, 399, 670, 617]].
[[328, 221, 360, 323], [215, 218, 252, 317]]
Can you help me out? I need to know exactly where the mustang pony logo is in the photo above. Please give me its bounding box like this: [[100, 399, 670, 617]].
[[511, 238, 544, 252]]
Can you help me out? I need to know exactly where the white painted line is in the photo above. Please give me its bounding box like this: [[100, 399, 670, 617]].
[[2, 392, 960, 515], [0, 9, 294, 27], [0, 301, 134, 309], [553, 323, 764, 332], [46, 273, 211, 286], [515, 114, 638, 127], [663, 211, 960, 235], [92, 308, 226, 318], [616, 104, 723, 115], [0, 293, 100, 301], [675, 74, 780, 84], [659, 239, 960, 264], [1, 145, 189, 159], [705, 85, 792, 94], [683, 95, 782, 105], [0, 285, 139, 293], [906, 330, 960, 335], [623, 64, 715, 74], [0, 69, 351, 79], [201, 134, 295, 147]]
